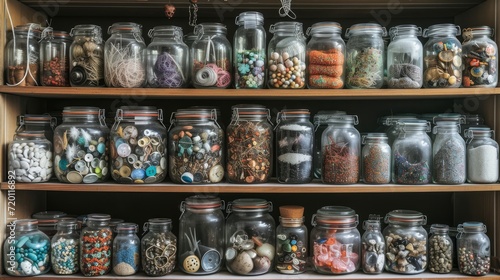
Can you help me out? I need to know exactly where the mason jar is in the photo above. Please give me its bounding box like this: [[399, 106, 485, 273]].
[[141, 218, 177, 276], [362, 133, 391, 184], [32, 210, 67, 238], [361, 216, 385, 274], [51, 218, 80, 275], [275, 205, 307, 274], [428, 224, 453, 273], [17, 114, 56, 143], [379, 115, 417, 146], [462, 26, 498, 88], [313, 110, 346, 179], [461, 114, 485, 137], [40, 28, 72, 86], [69, 24, 104, 87], [465, 127, 499, 183], [387, 25, 423, 88], [80, 214, 112, 276], [112, 223, 140, 276], [9, 131, 53, 183], [457, 222, 490, 276], [432, 121, 466, 184]]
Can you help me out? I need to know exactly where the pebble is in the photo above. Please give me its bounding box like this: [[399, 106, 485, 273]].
[[9, 142, 52, 182], [385, 233, 427, 273], [428, 235, 453, 273], [268, 51, 305, 89], [362, 238, 385, 273], [458, 247, 490, 276]]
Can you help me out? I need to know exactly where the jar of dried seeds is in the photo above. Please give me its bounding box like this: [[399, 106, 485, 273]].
[[40, 28, 72, 86], [362, 133, 390, 184], [428, 224, 453, 273], [457, 222, 490, 276]]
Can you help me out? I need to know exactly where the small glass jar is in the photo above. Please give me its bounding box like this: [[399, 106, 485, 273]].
[[178, 195, 225, 274], [53, 107, 109, 184], [378, 115, 417, 146], [225, 198, 275, 275], [9, 131, 53, 183], [17, 114, 56, 143], [146, 25, 189, 88], [32, 211, 67, 238], [69, 24, 104, 87], [361, 216, 385, 274], [234, 11, 266, 89], [428, 224, 453, 274], [345, 23, 387, 89], [80, 213, 112, 276], [141, 218, 177, 276], [268, 22, 306, 89], [313, 110, 346, 179], [40, 28, 72, 86], [306, 22, 346, 89], [362, 133, 390, 184], [109, 218, 125, 238], [110, 106, 167, 184], [457, 222, 490, 276], [112, 223, 140, 276], [465, 127, 499, 183], [423, 24, 462, 88], [51, 218, 80, 275], [461, 114, 485, 137], [432, 121, 466, 184], [226, 105, 273, 183], [275, 205, 307, 274], [387, 25, 423, 88], [462, 26, 498, 88]]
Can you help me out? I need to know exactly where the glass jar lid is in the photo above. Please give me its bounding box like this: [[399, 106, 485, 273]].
[[306, 22, 342, 36], [227, 198, 272, 213], [458, 221, 487, 233], [397, 119, 430, 132], [148, 25, 183, 39], [384, 209, 427, 226], [430, 223, 449, 234], [235, 11, 264, 27], [423, 23, 461, 38], [108, 22, 142, 34], [109, 218, 125, 228], [362, 133, 388, 144], [116, 106, 162, 120], [312, 206, 358, 227], [362, 215, 382, 230], [86, 213, 111, 222], [325, 114, 359, 125], [346, 23, 387, 38], [33, 210, 67, 220], [230, 104, 271, 122], [182, 195, 223, 210], [18, 114, 56, 128], [116, 222, 138, 233], [465, 126, 493, 139], [14, 130, 47, 139], [389, 24, 422, 40], [383, 115, 417, 126], [12, 219, 39, 231], [433, 113, 465, 124], [144, 218, 172, 232], [194, 23, 227, 36], [463, 26, 494, 41], [41, 28, 72, 41], [70, 24, 102, 38], [269, 21, 303, 34], [13, 23, 43, 38], [313, 110, 346, 125], [63, 106, 101, 116], [277, 109, 310, 120]]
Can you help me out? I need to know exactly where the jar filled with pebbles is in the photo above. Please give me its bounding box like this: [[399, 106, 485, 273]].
[[113, 223, 140, 276], [9, 131, 53, 183], [275, 206, 308, 274], [457, 222, 490, 276], [141, 218, 177, 276], [361, 216, 385, 274], [462, 26, 498, 88], [465, 127, 499, 183], [428, 224, 453, 273], [69, 24, 104, 86], [432, 121, 466, 184], [80, 214, 112, 276], [387, 25, 423, 88], [51, 218, 80, 275]]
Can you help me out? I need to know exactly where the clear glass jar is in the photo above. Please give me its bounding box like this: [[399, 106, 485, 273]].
[[109, 218, 124, 238], [226, 104, 273, 183], [146, 25, 189, 88], [311, 206, 360, 274], [268, 22, 306, 89], [432, 121, 466, 184], [306, 22, 345, 89], [275, 205, 307, 274], [110, 106, 167, 183], [112, 223, 140, 275], [191, 23, 232, 88], [383, 210, 427, 274], [379, 115, 418, 146], [69, 24, 104, 87], [387, 25, 423, 88], [275, 109, 314, 183], [225, 198, 275, 275], [462, 26, 498, 88], [457, 222, 490, 276], [461, 114, 485, 137], [465, 127, 499, 183], [40, 28, 72, 86], [321, 115, 360, 184], [178, 195, 225, 274], [17, 114, 56, 143], [234, 11, 266, 89], [313, 110, 346, 179], [32, 211, 67, 238], [51, 218, 80, 275], [168, 108, 224, 184], [428, 224, 453, 273], [362, 133, 390, 184], [80, 214, 112, 276], [423, 24, 462, 88], [361, 216, 385, 274], [345, 23, 387, 89], [141, 218, 177, 276], [53, 107, 109, 184]]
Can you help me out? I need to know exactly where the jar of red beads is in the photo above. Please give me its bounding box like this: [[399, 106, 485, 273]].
[[40, 28, 72, 86]]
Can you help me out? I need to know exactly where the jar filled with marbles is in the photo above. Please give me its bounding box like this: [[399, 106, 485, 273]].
[[387, 25, 423, 88], [457, 222, 490, 276], [462, 26, 498, 88], [275, 205, 307, 274], [428, 224, 453, 273], [362, 133, 390, 184], [69, 24, 104, 86], [51, 218, 80, 275], [40, 28, 72, 86], [53, 107, 109, 184], [17, 114, 56, 144], [465, 127, 499, 183], [110, 106, 167, 184], [80, 213, 112, 276], [432, 121, 466, 184], [3, 219, 51, 276], [112, 223, 140, 276], [361, 216, 385, 274], [141, 218, 177, 276], [225, 198, 275, 275]]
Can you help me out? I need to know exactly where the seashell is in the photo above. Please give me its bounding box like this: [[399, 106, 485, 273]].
[[252, 256, 271, 274], [230, 251, 253, 274]]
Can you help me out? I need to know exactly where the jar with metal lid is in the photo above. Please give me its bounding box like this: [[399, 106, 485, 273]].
[[461, 114, 485, 137], [225, 198, 275, 275], [109, 218, 124, 238], [462, 26, 497, 87], [110, 106, 167, 184], [17, 114, 56, 143], [275, 205, 307, 274], [168, 108, 224, 184], [146, 25, 189, 88], [9, 131, 53, 183], [191, 23, 232, 88], [69, 24, 104, 87], [361, 216, 385, 274], [275, 109, 314, 183], [53, 107, 109, 184], [457, 222, 490, 276], [362, 133, 390, 184], [383, 210, 427, 274], [112, 223, 140, 275], [268, 22, 306, 89], [32, 211, 67, 238], [423, 24, 462, 88], [234, 11, 266, 89], [80, 213, 112, 276], [227, 104, 273, 183], [40, 28, 72, 86], [178, 195, 225, 274], [387, 25, 423, 88], [345, 23, 387, 89], [51, 218, 80, 275], [313, 110, 346, 179], [465, 127, 499, 183], [432, 121, 466, 184], [379, 115, 418, 146], [141, 218, 177, 276], [311, 206, 360, 274], [428, 224, 453, 273]]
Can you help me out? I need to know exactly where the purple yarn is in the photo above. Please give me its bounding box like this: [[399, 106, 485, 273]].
[[154, 52, 184, 88]]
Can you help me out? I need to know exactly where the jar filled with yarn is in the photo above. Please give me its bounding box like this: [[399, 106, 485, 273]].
[[105, 22, 146, 88], [80, 214, 112, 276], [69, 24, 104, 87], [462, 26, 498, 88], [40, 28, 72, 86], [191, 23, 232, 88], [146, 26, 189, 88]]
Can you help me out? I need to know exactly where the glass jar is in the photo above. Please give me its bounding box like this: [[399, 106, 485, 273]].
[[168, 108, 224, 184], [191, 23, 232, 88], [226, 104, 273, 183], [362, 133, 391, 184], [141, 218, 177, 276], [313, 110, 346, 179], [428, 224, 453, 273], [379, 115, 418, 146], [80, 213, 112, 276], [17, 114, 56, 143], [40, 28, 72, 86], [465, 127, 499, 183], [112, 223, 140, 275], [423, 24, 462, 88], [275, 205, 307, 274], [321, 115, 360, 184], [225, 198, 275, 275], [146, 25, 189, 88], [109, 218, 125, 238], [457, 222, 490, 276], [462, 26, 498, 88], [345, 23, 387, 89], [432, 121, 466, 184], [51, 218, 80, 275], [53, 107, 109, 184], [234, 11, 266, 89], [311, 206, 360, 274], [306, 22, 345, 89], [361, 216, 385, 274], [461, 114, 485, 137], [69, 24, 104, 87], [32, 211, 67, 238], [110, 106, 167, 184], [387, 25, 423, 88], [268, 22, 306, 89], [178, 195, 225, 274], [275, 109, 314, 183]]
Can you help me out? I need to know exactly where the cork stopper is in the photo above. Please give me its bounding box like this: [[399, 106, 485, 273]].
[[279, 205, 304, 218]]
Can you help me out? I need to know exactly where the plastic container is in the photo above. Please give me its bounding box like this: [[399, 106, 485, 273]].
[[462, 26, 498, 88], [112, 223, 140, 275], [275, 205, 307, 274], [457, 222, 490, 276], [40, 28, 72, 86], [69, 24, 104, 86], [80, 214, 112, 276], [428, 224, 453, 273], [387, 25, 423, 88], [51, 218, 80, 274], [141, 218, 177, 276]]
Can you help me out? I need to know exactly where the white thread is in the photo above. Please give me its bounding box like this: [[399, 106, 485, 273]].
[[279, 0, 296, 19], [194, 66, 218, 86]]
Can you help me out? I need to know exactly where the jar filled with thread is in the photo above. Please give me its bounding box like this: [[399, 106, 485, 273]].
[[387, 25, 423, 88], [69, 24, 104, 87], [40, 28, 72, 86]]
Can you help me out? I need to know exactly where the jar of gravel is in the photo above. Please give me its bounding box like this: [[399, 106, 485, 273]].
[[457, 222, 490, 276], [361, 216, 385, 274], [428, 224, 453, 273]]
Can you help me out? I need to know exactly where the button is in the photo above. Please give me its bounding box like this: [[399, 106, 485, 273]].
[[134, 179, 144, 184], [88, 145, 96, 152], [135, 146, 144, 156], [81, 166, 90, 175], [91, 158, 100, 168], [150, 152, 161, 165], [98, 137, 106, 143], [144, 129, 153, 137], [160, 157, 167, 170], [114, 157, 124, 168], [127, 154, 138, 164], [66, 171, 83, 183], [58, 158, 68, 171], [193, 173, 203, 183], [119, 166, 131, 178], [77, 150, 85, 158], [84, 153, 94, 162], [133, 161, 143, 169], [117, 143, 131, 157], [209, 165, 224, 183], [83, 173, 99, 183], [94, 167, 102, 174], [99, 160, 107, 169], [97, 143, 106, 154], [102, 167, 108, 176], [181, 172, 194, 184], [452, 55, 462, 67], [129, 138, 137, 145], [138, 137, 150, 147], [114, 138, 126, 148], [75, 160, 86, 172], [471, 67, 484, 78], [144, 176, 158, 183], [131, 169, 145, 180], [183, 255, 200, 273], [146, 166, 157, 177], [119, 177, 133, 183], [123, 126, 138, 140]]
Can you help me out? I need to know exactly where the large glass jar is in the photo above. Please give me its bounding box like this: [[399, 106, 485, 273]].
[[428, 224, 453, 274], [226, 104, 273, 183], [457, 222, 490, 276], [146, 25, 189, 88], [112, 223, 140, 276], [178, 195, 225, 274], [225, 198, 275, 275], [110, 106, 167, 183], [362, 133, 391, 184], [234, 11, 266, 89], [387, 25, 423, 88], [191, 23, 232, 88], [306, 22, 345, 89], [423, 24, 462, 88], [80, 213, 112, 276], [313, 110, 346, 179], [40, 28, 72, 86], [345, 23, 386, 89], [465, 127, 499, 183], [275, 205, 307, 274], [3, 219, 51, 276], [268, 22, 306, 89], [53, 107, 109, 184], [9, 131, 53, 183], [462, 26, 498, 88], [432, 121, 466, 184], [69, 24, 104, 87], [17, 114, 56, 143], [141, 218, 177, 276], [361, 216, 385, 274], [51, 219, 80, 275]]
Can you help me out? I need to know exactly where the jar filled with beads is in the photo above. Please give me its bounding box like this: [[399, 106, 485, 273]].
[[141, 218, 177, 276], [432, 121, 466, 184], [387, 25, 423, 88], [51, 219, 80, 275], [113, 223, 140, 276], [275, 205, 307, 274], [191, 23, 232, 88], [361, 216, 385, 274], [17, 114, 56, 144], [465, 127, 499, 183], [457, 222, 490, 276], [362, 133, 391, 184], [40, 28, 72, 86], [428, 224, 453, 273], [69, 24, 104, 86], [306, 22, 345, 89], [462, 26, 498, 88], [146, 25, 189, 88], [80, 214, 112, 276]]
